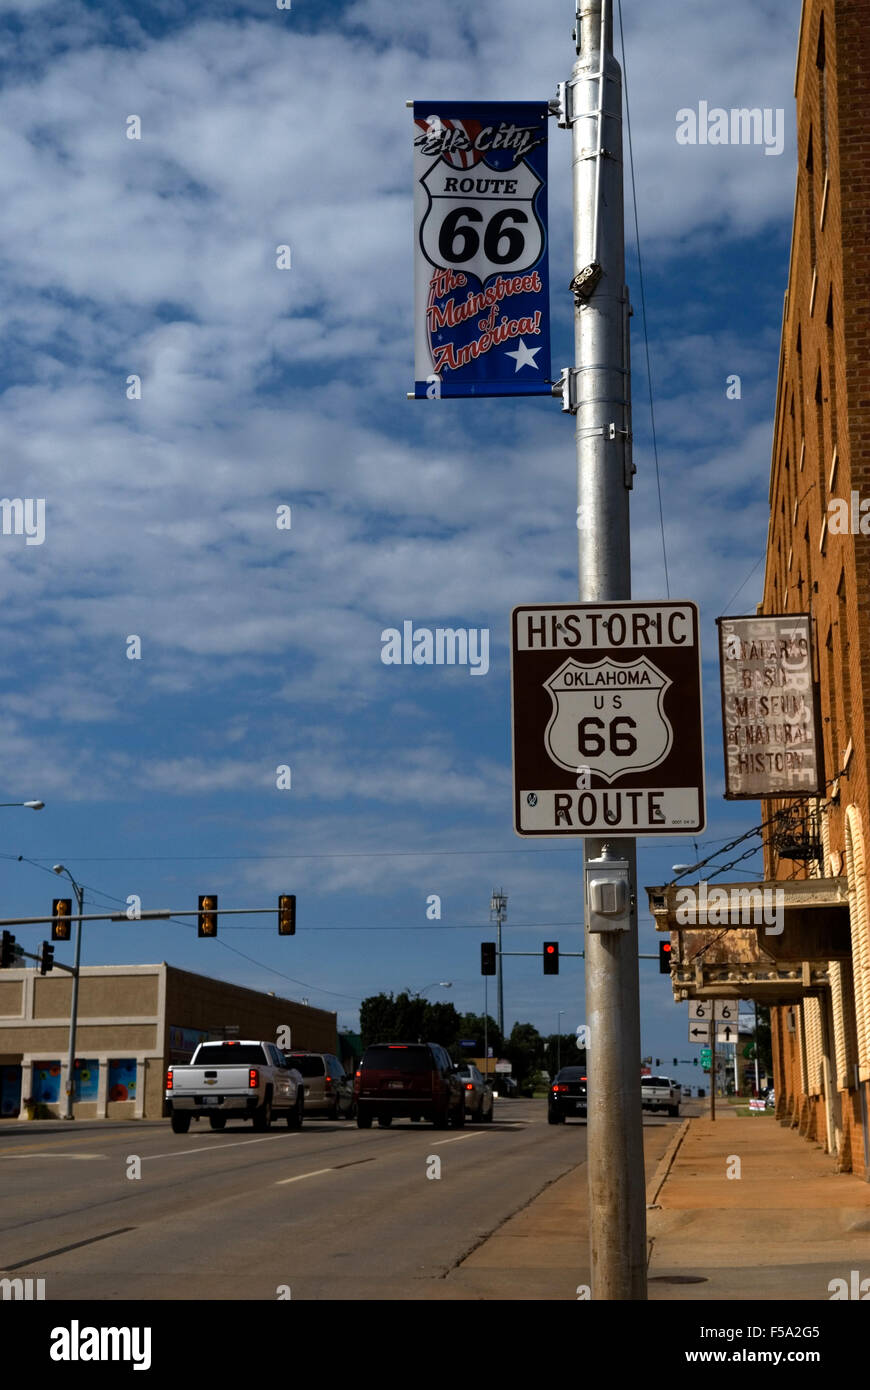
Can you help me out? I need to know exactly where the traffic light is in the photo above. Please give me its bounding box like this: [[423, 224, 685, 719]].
[[480, 942, 496, 975], [278, 894, 296, 936], [655, 1058, 661, 1066], [543, 941, 559, 975], [198, 894, 218, 937], [658, 939, 672, 973], [51, 899, 72, 942], [1, 930, 16, 968], [39, 942, 54, 975], [673, 1058, 678, 1066], [693, 1058, 699, 1066]]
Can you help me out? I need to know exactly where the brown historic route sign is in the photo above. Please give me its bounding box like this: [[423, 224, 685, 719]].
[[510, 601, 706, 836]]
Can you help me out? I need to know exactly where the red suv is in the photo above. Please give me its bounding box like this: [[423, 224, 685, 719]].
[[354, 1042, 465, 1129]]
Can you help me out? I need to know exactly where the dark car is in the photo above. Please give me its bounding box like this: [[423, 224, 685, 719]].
[[354, 1042, 465, 1129], [548, 1065, 587, 1123], [284, 1051, 354, 1119]]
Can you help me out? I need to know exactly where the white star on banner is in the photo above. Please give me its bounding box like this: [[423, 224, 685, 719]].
[[505, 338, 542, 373]]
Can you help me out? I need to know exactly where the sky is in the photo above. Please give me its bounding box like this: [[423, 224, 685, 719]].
[[0, 0, 801, 1085]]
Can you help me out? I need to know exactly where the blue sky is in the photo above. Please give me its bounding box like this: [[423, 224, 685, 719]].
[[0, 0, 800, 1081]]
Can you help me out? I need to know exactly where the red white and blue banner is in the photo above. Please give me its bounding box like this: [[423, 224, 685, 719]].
[[413, 101, 551, 398]]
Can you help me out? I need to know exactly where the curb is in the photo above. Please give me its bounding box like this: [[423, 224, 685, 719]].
[[645, 1117, 690, 1208]]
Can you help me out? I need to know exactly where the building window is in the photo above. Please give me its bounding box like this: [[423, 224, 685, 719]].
[[805, 131, 817, 267], [837, 570, 852, 743], [826, 287, 838, 452], [825, 625, 838, 778], [817, 17, 828, 176]]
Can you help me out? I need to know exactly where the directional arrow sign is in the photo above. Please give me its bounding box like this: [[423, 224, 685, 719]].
[[688, 1022, 710, 1044], [716, 1024, 736, 1044]]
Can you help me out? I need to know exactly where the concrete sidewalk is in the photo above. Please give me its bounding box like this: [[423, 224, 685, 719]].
[[646, 1101, 870, 1299], [439, 1120, 676, 1299], [442, 1102, 870, 1299]]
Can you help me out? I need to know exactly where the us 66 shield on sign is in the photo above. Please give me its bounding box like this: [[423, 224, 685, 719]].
[[510, 601, 705, 836]]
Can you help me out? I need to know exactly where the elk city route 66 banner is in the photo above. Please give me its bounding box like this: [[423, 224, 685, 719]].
[[413, 101, 551, 398]]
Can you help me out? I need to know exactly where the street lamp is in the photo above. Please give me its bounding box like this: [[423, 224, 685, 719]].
[[412, 981, 453, 997], [0, 801, 44, 810], [489, 890, 507, 1038], [53, 864, 84, 1121]]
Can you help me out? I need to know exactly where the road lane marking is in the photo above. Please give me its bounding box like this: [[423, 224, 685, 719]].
[[0, 1153, 108, 1160], [430, 1133, 489, 1147], [276, 1167, 334, 1185], [144, 1133, 300, 1161]]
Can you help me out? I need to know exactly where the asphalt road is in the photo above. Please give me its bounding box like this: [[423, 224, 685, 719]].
[[0, 1101, 684, 1300], [0, 1100, 584, 1299]]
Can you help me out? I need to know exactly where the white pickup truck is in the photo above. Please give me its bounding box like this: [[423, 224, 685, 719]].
[[640, 1075, 681, 1117], [166, 1039, 304, 1133]]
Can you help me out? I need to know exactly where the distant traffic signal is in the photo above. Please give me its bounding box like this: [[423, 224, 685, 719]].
[[51, 899, 72, 942], [198, 895, 218, 938], [658, 939, 672, 974], [543, 941, 559, 975], [278, 894, 296, 936], [1, 930, 16, 968], [655, 1058, 661, 1067], [673, 1058, 678, 1066], [39, 942, 54, 975], [480, 942, 496, 975]]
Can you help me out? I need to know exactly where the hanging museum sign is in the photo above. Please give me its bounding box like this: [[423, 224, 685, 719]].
[[717, 613, 824, 799]]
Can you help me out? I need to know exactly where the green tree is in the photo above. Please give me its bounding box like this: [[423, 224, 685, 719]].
[[505, 1021, 543, 1088], [543, 1033, 582, 1076], [360, 992, 398, 1050], [452, 1011, 504, 1062]]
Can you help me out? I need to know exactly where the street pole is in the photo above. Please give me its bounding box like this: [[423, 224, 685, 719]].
[[565, 0, 646, 1299], [484, 975, 488, 1080], [490, 890, 507, 1040], [557, 1008, 565, 1073], [753, 1000, 760, 1095], [711, 1031, 716, 1121], [62, 877, 84, 1121]]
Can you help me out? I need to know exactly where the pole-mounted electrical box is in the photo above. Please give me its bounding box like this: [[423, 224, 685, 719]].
[[584, 855, 631, 934]]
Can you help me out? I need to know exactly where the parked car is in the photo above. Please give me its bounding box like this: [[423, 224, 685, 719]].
[[456, 1064, 494, 1122], [166, 1040, 304, 1132], [354, 1042, 465, 1128], [641, 1075, 681, 1117], [548, 1066, 587, 1123], [284, 1050, 354, 1119]]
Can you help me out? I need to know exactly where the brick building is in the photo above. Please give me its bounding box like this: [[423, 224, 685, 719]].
[[647, 0, 870, 1178], [761, 0, 870, 1175], [0, 963, 337, 1120]]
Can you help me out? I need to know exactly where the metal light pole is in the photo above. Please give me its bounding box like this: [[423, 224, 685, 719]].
[[484, 976, 489, 1080], [563, 0, 646, 1299], [557, 1009, 565, 1073], [0, 800, 44, 810], [490, 891, 507, 1039], [54, 865, 84, 1121]]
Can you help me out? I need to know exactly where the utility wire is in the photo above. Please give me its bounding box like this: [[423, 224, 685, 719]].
[[617, 0, 669, 596]]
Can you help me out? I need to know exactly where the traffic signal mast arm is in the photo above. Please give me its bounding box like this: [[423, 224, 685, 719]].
[[0, 906, 296, 926], [9, 943, 75, 974]]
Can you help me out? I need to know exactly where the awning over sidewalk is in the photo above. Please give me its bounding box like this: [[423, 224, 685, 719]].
[[645, 878, 850, 1002]]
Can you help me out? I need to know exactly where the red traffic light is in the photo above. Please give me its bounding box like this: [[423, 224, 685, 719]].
[[658, 939, 672, 973], [543, 941, 559, 975]]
